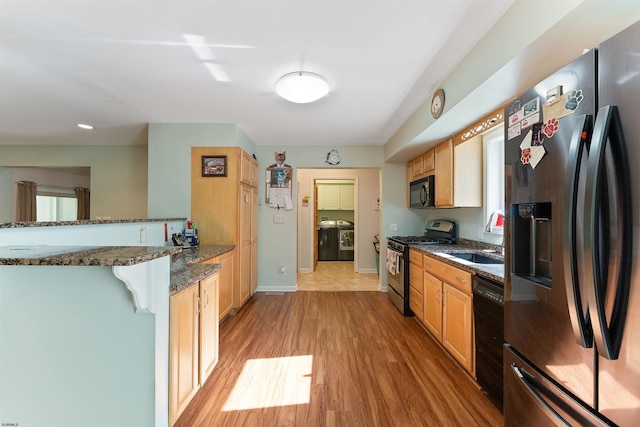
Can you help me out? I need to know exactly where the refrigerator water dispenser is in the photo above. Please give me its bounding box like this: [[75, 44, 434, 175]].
[[511, 202, 552, 287]]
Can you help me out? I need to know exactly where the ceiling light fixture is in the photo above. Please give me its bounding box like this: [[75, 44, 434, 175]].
[[77, 123, 94, 130], [275, 71, 329, 104]]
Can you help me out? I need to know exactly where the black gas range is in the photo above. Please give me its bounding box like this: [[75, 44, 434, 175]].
[[386, 220, 457, 315]]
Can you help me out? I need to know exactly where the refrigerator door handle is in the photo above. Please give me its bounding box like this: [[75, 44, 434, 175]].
[[584, 105, 633, 360], [562, 114, 593, 348], [510, 363, 571, 427]]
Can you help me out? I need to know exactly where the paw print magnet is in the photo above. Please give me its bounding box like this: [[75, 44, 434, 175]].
[[565, 89, 584, 111]]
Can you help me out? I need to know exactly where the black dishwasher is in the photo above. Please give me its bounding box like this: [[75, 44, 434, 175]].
[[473, 275, 504, 412]]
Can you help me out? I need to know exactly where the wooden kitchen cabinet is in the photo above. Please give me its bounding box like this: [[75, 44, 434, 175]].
[[204, 250, 235, 321], [169, 272, 220, 426], [169, 285, 198, 426], [199, 273, 220, 383], [407, 149, 435, 183], [409, 249, 424, 321], [191, 147, 258, 312], [435, 139, 454, 207], [423, 271, 443, 341], [443, 282, 474, 374], [420, 253, 475, 375]]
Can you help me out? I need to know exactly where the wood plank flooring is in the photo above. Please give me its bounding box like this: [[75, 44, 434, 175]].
[[175, 291, 503, 427], [296, 261, 379, 291]]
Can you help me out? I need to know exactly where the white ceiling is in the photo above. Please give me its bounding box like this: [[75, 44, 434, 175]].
[[0, 0, 514, 147]]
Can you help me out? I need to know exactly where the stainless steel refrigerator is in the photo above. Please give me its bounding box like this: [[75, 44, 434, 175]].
[[504, 20, 640, 426]]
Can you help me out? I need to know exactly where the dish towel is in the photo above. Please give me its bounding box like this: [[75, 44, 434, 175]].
[[387, 250, 399, 275]]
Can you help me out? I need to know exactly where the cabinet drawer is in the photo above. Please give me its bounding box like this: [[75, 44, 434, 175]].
[[409, 263, 423, 293], [409, 286, 424, 321], [423, 255, 472, 294], [409, 249, 423, 266], [423, 255, 447, 277], [441, 265, 472, 294]]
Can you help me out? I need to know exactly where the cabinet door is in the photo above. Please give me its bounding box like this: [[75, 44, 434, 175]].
[[453, 137, 482, 207], [442, 283, 474, 374], [409, 259, 424, 321], [199, 273, 219, 385], [322, 184, 341, 210], [435, 139, 454, 207], [317, 184, 325, 210], [239, 184, 252, 304], [250, 186, 259, 295], [422, 149, 435, 174], [206, 251, 235, 321], [340, 184, 354, 210], [240, 150, 252, 186], [423, 271, 443, 341], [169, 286, 200, 425]]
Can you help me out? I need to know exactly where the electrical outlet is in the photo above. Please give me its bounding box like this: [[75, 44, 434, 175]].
[[279, 266, 286, 275], [140, 227, 147, 243], [390, 223, 398, 231]]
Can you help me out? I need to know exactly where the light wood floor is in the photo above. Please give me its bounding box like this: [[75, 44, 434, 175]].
[[297, 261, 379, 291], [175, 291, 503, 427]]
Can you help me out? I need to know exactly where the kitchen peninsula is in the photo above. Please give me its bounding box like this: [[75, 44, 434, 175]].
[[0, 219, 233, 427]]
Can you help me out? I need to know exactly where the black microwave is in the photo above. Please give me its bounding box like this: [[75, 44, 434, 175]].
[[409, 175, 435, 208]]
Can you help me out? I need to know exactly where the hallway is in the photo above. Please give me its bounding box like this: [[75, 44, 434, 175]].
[[297, 261, 379, 291]]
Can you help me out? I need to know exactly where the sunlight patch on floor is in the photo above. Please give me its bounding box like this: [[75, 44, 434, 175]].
[[222, 355, 313, 411]]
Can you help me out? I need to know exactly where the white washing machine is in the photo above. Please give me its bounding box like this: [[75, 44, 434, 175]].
[[338, 229, 354, 261]]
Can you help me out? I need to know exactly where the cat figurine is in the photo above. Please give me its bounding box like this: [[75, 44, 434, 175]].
[[269, 151, 291, 168]]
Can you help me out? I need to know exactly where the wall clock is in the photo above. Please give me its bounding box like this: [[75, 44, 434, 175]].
[[326, 149, 340, 165], [431, 89, 445, 119]]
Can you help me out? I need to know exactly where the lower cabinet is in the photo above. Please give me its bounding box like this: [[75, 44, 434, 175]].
[[409, 249, 424, 322], [423, 271, 443, 341], [169, 272, 220, 426], [204, 250, 235, 321], [413, 252, 475, 376]]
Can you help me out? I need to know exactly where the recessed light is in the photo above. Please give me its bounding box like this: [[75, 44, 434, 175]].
[[77, 123, 94, 130]]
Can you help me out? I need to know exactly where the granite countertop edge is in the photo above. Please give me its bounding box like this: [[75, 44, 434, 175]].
[[170, 244, 235, 293], [409, 239, 504, 284], [0, 217, 187, 229], [0, 243, 236, 293]]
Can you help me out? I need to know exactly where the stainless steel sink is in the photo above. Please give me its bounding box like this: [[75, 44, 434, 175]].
[[449, 252, 504, 265]]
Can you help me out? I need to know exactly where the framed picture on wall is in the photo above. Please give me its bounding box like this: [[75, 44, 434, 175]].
[[202, 155, 227, 177]]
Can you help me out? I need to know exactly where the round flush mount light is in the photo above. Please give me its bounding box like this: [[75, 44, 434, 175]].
[[77, 123, 94, 130], [275, 71, 329, 104]]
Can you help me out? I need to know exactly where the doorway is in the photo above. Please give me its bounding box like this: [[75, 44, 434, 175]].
[[296, 168, 381, 290]]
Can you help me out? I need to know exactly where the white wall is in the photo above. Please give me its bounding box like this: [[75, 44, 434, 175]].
[[297, 168, 379, 274], [0, 145, 147, 220]]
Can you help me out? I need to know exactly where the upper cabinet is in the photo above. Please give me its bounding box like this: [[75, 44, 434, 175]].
[[453, 136, 482, 207], [407, 106, 504, 209], [407, 149, 435, 183], [435, 139, 454, 207], [318, 183, 354, 210]]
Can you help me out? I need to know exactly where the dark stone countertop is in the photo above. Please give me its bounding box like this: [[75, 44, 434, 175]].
[[169, 245, 235, 293], [0, 243, 236, 293], [0, 245, 182, 266], [409, 238, 504, 283], [0, 217, 187, 229]]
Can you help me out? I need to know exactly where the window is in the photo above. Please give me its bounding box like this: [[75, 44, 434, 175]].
[[483, 126, 505, 234], [36, 186, 77, 221]]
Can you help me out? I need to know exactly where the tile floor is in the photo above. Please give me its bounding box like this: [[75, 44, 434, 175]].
[[296, 261, 379, 291]]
